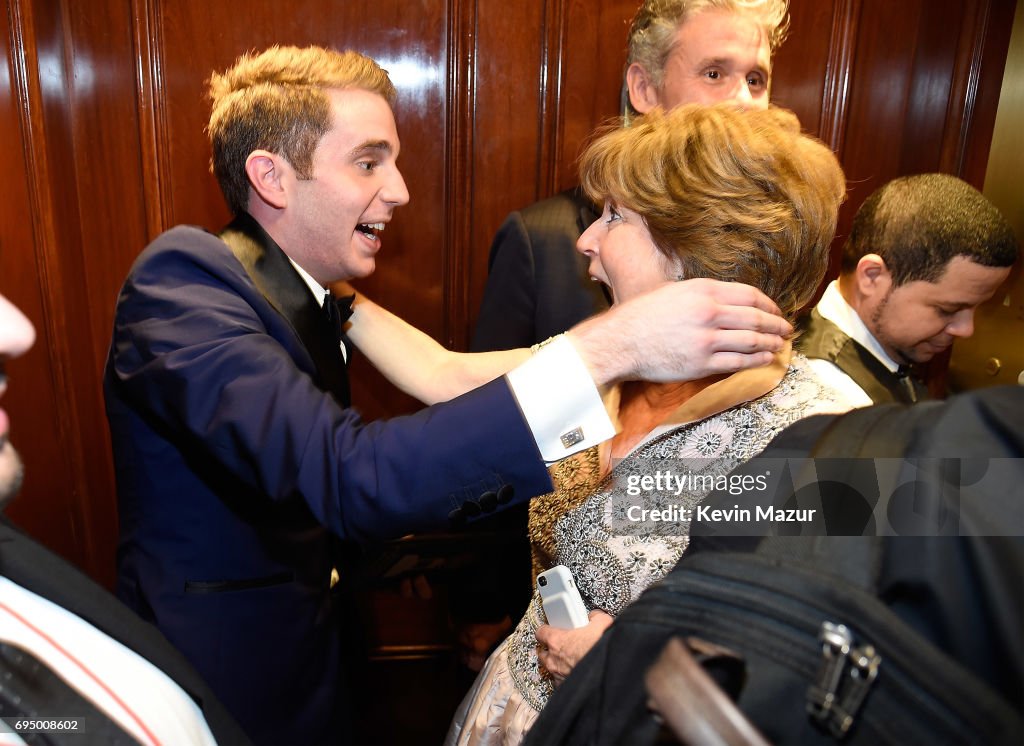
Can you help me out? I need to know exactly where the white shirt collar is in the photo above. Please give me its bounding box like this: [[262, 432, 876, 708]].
[[816, 280, 901, 372], [288, 258, 328, 307]]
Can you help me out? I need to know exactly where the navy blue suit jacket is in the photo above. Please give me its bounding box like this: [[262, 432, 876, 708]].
[[104, 214, 553, 744]]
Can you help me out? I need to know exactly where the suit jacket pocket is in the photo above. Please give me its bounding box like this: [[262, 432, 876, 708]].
[[184, 571, 294, 594]]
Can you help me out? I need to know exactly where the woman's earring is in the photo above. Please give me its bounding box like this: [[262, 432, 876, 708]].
[[675, 273, 684, 281]]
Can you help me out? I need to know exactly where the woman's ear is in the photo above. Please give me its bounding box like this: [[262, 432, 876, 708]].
[[626, 63, 661, 114], [245, 150, 289, 210]]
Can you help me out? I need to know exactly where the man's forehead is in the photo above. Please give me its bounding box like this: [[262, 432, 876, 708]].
[[909, 256, 1010, 300], [323, 88, 400, 148], [325, 87, 396, 118], [671, 9, 771, 66]]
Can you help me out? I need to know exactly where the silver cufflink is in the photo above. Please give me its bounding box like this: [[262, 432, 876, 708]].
[[560, 427, 584, 449]]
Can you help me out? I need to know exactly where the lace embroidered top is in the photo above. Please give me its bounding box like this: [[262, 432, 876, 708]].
[[508, 355, 854, 711]]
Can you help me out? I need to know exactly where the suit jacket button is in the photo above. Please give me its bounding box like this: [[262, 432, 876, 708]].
[[478, 491, 498, 512], [447, 507, 465, 525], [497, 484, 515, 504], [462, 500, 482, 518]]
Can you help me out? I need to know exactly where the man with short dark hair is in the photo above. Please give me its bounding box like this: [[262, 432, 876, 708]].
[[798, 173, 1019, 405]]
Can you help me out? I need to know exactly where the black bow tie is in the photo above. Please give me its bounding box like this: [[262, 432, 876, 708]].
[[895, 365, 919, 403], [323, 292, 355, 338]]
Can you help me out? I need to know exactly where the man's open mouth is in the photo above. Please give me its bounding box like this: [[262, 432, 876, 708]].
[[357, 222, 385, 239]]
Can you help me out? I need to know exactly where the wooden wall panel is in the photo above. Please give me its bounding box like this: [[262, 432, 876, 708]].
[[465, 0, 546, 348], [772, 0, 1014, 301], [1, 1, 84, 565], [3, 0, 120, 585], [772, 0, 861, 148], [553, 0, 639, 191], [949, 0, 1017, 186], [464, 0, 636, 344], [839, 0, 1013, 206], [65, 0, 151, 376]]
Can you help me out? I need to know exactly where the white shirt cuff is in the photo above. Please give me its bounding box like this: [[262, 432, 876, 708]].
[[505, 335, 616, 463]]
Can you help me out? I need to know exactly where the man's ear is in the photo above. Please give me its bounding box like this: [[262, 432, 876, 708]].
[[244, 150, 289, 210], [626, 63, 661, 114], [854, 253, 891, 298]]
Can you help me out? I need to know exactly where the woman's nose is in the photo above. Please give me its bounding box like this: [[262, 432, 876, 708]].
[[576, 222, 600, 256]]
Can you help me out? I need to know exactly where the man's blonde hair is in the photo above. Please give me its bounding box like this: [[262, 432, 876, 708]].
[[580, 105, 845, 320], [208, 45, 396, 215]]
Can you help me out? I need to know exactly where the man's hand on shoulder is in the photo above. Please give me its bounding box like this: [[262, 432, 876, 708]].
[[568, 278, 792, 385]]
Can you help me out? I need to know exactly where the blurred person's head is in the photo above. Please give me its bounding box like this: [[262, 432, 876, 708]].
[[838, 173, 1018, 365], [208, 46, 409, 285], [0, 293, 36, 507], [625, 0, 790, 117], [577, 104, 845, 321]]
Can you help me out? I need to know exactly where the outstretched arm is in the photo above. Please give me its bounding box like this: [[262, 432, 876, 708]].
[[569, 278, 791, 386], [338, 282, 529, 404]]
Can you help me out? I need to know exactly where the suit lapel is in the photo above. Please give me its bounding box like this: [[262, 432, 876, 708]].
[[220, 213, 350, 406]]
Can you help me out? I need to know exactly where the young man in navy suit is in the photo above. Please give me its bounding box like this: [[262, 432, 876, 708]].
[[104, 45, 791, 744]]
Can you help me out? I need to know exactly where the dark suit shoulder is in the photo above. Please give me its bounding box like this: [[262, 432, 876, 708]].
[[128, 224, 245, 282], [516, 187, 598, 239], [474, 188, 606, 349]]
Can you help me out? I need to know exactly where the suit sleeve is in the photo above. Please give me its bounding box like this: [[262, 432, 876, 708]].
[[106, 236, 553, 543], [471, 211, 538, 352]]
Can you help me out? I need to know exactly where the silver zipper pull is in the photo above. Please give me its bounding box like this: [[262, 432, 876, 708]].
[[807, 621, 853, 722], [829, 644, 882, 736]]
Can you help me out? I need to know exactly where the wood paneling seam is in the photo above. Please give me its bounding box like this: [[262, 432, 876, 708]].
[[820, 0, 861, 156], [5, 0, 93, 564], [443, 0, 477, 349], [131, 0, 171, 237]]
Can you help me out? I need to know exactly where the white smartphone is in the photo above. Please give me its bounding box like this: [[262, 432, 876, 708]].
[[537, 565, 589, 629]]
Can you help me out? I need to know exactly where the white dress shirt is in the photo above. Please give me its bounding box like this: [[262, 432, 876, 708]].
[[803, 281, 890, 408]]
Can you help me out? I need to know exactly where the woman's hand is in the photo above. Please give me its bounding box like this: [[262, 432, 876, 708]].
[[535, 610, 613, 684]]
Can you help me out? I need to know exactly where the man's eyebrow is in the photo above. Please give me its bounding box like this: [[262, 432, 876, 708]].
[[696, 56, 769, 73], [349, 140, 392, 157]]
